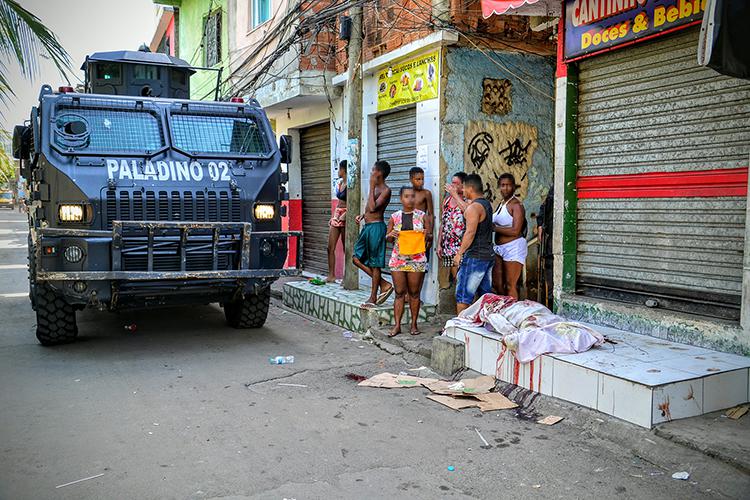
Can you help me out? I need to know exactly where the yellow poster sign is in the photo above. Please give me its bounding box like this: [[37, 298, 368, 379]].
[[377, 50, 440, 112]]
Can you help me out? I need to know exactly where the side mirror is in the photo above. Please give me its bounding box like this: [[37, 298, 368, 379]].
[[12, 125, 31, 160], [279, 134, 292, 164]]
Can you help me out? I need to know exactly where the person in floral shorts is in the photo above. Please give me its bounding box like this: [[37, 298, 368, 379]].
[[386, 186, 427, 336], [437, 172, 468, 282]]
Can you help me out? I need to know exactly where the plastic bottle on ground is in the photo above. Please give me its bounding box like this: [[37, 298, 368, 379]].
[[269, 355, 295, 365]]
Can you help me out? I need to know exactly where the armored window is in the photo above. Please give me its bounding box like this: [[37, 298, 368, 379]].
[[204, 10, 222, 67], [134, 64, 160, 80], [171, 114, 270, 156], [53, 98, 165, 154], [94, 63, 121, 83], [252, 0, 271, 28]]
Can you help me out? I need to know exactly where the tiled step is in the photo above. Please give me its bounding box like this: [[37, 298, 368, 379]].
[[282, 280, 436, 332], [445, 322, 750, 429]]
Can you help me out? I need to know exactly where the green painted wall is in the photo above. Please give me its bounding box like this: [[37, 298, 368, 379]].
[[173, 0, 229, 100]]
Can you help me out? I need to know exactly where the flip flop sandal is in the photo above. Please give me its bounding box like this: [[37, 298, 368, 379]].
[[410, 329, 421, 336], [360, 302, 377, 309], [376, 286, 394, 305], [387, 330, 401, 338]]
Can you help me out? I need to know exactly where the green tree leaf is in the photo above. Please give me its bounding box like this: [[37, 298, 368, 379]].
[[0, 0, 72, 105]]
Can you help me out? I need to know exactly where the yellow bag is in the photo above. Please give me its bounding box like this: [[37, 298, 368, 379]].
[[398, 230, 426, 255]]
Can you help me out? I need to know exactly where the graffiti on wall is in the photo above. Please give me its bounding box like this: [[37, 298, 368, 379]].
[[464, 121, 538, 203], [481, 78, 512, 116]]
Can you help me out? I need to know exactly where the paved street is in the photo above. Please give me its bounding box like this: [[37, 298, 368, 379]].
[[0, 210, 748, 499]]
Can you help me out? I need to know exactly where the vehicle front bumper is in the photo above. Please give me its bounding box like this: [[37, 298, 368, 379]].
[[34, 221, 302, 305]]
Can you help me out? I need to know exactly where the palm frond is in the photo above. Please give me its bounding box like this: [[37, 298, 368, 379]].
[[0, 0, 72, 105]]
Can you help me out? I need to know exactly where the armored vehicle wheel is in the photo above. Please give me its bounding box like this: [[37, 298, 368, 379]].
[[224, 287, 270, 329], [35, 284, 78, 346]]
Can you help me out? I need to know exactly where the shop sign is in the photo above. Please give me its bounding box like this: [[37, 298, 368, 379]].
[[377, 50, 440, 112], [564, 0, 705, 60]]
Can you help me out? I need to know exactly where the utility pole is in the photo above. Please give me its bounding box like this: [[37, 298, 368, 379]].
[[343, 6, 363, 290]]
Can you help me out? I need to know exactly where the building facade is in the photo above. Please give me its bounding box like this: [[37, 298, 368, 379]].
[[227, 0, 345, 275], [553, 0, 750, 354], [152, 0, 560, 312], [155, 0, 231, 100], [355, 1, 557, 309]]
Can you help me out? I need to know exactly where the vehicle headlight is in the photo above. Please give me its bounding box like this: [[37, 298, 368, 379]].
[[58, 204, 85, 222], [254, 203, 275, 220]]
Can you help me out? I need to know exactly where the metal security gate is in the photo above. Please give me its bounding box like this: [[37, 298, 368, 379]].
[[576, 27, 750, 320], [377, 107, 417, 263], [300, 122, 331, 275]]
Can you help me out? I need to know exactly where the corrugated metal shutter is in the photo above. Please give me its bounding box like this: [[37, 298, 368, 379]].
[[300, 122, 331, 275], [576, 27, 749, 320], [377, 107, 417, 264]]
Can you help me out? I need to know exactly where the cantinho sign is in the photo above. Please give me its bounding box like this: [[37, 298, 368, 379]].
[[564, 0, 706, 60]]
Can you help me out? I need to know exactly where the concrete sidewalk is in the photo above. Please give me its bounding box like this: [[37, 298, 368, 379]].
[[654, 407, 750, 473]]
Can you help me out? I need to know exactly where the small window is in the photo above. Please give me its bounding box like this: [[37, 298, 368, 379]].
[[252, 0, 271, 28], [171, 114, 270, 156], [95, 63, 122, 83], [134, 65, 160, 80], [204, 10, 222, 67]]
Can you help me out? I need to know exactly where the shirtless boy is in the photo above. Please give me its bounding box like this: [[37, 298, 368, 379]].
[[409, 167, 434, 249], [353, 161, 393, 307]]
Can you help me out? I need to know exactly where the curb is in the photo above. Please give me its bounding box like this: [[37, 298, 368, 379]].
[[653, 424, 750, 475], [368, 325, 436, 359]]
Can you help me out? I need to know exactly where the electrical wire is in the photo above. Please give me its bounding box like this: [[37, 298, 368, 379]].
[[198, 0, 556, 104]]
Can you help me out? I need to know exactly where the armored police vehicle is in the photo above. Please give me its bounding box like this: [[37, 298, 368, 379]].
[[12, 49, 300, 345]]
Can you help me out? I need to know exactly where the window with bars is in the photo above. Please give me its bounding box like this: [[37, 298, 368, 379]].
[[53, 105, 165, 154], [252, 0, 271, 28], [170, 114, 270, 156], [203, 10, 222, 67]]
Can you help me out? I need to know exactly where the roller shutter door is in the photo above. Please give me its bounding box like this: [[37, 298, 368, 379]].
[[576, 27, 750, 320], [377, 107, 417, 264], [300, 123, 331, 275]]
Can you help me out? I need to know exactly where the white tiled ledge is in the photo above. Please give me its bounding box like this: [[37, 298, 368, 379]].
[[444, 322, 750, 429]]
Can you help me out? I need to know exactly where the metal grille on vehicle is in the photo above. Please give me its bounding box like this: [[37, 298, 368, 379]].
[[120, 229, 239, 272], [104, 189, 242, 229]]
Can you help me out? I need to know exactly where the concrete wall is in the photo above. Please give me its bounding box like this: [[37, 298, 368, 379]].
[[439, 47, 555, 308], [441, 47, 555, 226]]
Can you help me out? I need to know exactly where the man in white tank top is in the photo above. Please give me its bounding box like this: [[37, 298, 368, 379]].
[[492, 173, 527, 299]]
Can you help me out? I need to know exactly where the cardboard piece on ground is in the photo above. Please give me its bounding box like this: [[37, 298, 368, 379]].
[[427, 394, 481, 410], [358, 372, 438, 389], [725, 405, 748, 420], [425, 375, 496, 395], [537, 415, 564, 425], [475, 392, 518, 411]]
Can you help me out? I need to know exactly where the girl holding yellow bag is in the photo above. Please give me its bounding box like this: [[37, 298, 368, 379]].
[[386, 186, 427, 336]]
